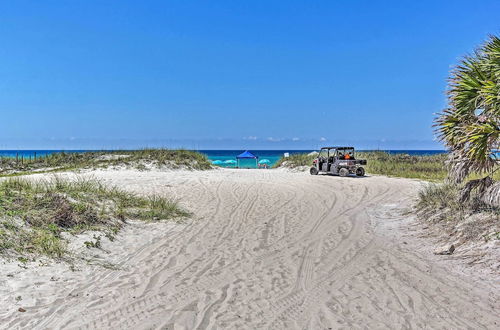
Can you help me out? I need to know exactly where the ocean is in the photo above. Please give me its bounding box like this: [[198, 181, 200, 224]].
[[0, 149, 446, 168], [200, 150, 446, 168]]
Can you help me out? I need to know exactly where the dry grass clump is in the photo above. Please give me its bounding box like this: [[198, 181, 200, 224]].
[[416, 183, 499, 241], [0, 176, 188, 260], [0, 149, 212, 176], [416, 183, 461, 211]]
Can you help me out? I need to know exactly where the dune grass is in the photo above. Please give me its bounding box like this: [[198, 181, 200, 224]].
[[416, 183, 499, 241], [358, 152, 447, 181], [0, 149, 212, 176], [273, 151, 448, 181], [0, 176, 188, 260], [272, 153, 315, 169], [417, 183, 462, 212]]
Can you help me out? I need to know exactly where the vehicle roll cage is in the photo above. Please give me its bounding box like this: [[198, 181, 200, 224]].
[[319, 147, 355, 159]]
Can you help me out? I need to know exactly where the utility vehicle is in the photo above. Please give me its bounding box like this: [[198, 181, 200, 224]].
[[310, 147, 366, 176]]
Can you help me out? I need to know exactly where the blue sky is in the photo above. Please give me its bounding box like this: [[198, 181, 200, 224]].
[[0, 1, 499, 150]]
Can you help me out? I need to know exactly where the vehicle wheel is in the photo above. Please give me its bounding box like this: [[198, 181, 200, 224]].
[[339, 168, 349, 177], [310, 167, 318, 175], [356, 167, 365, 176]]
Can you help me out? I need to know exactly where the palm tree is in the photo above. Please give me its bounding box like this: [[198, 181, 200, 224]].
[[436, 35, 500, 206]]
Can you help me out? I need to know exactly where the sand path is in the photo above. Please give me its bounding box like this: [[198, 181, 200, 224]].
[[3, 169, 499, 329]]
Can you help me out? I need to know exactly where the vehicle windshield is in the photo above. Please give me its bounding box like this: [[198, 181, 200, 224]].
[[319, 149, 329, 159]]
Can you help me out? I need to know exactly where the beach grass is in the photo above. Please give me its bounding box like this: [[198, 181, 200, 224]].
[[273, 151, 448, 181], [358, 152, 447, 181], [416, 183, 499, 240], [272, 153, 315, 169], [0, 149, 212, 176], [0, 176, 188, 260]]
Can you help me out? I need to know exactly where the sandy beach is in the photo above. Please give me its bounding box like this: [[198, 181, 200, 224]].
[[1, 168, 499, 329]]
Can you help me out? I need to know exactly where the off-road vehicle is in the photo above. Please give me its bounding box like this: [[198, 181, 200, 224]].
[[310, 147, 366, 176]]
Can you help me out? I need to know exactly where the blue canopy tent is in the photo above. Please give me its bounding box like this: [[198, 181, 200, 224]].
[[236, 150, 258, 168]]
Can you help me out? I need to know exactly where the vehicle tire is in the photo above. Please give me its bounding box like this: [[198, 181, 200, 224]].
[[356, 167, 365, 177], [310, 167, 318, 175], [339, 168, 349, 177]]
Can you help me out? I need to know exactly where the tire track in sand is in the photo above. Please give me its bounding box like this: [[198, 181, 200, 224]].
[[20, 170, 499, 330]]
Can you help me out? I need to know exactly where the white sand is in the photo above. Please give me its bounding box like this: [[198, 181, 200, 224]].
[[1, 168, 499, 329]]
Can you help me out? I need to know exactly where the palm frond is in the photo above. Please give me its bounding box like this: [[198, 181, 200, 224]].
[[436, 34, 500, 184]]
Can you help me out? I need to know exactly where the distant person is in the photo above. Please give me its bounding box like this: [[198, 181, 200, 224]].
[[345, 153, 351, 160]]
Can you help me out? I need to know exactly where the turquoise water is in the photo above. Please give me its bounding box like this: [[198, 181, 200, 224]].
[[199, 150, 447, 168], [200, 150, 306, 168]]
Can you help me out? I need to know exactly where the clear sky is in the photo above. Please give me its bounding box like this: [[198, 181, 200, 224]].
[[1, 1, 499, 150]]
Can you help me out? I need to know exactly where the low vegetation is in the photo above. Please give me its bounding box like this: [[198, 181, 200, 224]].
[[0, 176, 188, 260], [359, 152, 447, 181], [416, 183, 499, 241], [274, 151, 449, 181], [0, 149, 212, 176], [272, 153, 316, 169]]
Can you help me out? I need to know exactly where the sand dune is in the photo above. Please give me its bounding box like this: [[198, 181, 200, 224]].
[[2, 168, 499, 329]]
